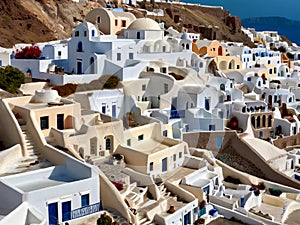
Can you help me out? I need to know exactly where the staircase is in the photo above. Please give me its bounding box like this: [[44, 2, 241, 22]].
[[1, 125, 51, 176]]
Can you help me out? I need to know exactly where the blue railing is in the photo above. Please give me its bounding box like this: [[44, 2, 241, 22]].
[[70, 202, 103, 220], [170, 110, 185, 119]]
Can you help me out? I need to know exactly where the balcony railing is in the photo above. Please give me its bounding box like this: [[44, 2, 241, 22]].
[[69, 202, 103, 221]]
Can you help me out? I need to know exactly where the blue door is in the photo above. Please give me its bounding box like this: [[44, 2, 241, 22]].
[[112, 104, 116, 118], [48, 202, 58, 225], [184, 212, 191, 225], [62, 201, 71, 222], [162, 157, 167, 172], [57, 114, 64, 130], [77, 61, 82, 74]]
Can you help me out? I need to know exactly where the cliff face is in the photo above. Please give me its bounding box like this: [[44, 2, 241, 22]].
[[0, 0, 103, 48], [0, 0, 253, 48]]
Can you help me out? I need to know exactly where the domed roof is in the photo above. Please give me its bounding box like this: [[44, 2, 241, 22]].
[[127, 18, 161, 31], [181, 32, 190, 40]]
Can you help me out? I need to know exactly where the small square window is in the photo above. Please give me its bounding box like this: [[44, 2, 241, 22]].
[[122, 20, 126, 27], [129, 52, 134, 59], [74, 31, 79, 37], [142, 84, 146, 91], [40, 116, 49, 130], [58, 51, 61, 57], [81, 194, 89, 207], [138, 134, 144, 141]]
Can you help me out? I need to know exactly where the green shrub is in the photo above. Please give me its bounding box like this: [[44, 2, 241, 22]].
[[0, 66, 25, 93]]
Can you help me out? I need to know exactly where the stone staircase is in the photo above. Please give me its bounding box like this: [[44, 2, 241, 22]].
[[1, 125, 51, 176]]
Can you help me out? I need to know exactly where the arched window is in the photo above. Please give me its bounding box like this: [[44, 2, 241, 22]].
[[269, 68, 272, 74], [186, 43, 189, 50], [262, 115, 266, 127], [257, 116, 261, 128], [220, 83, 225, 91], [258, 81, 261, 87], [251, 116, 256, 128], [268, 115, 272, 127], [77, 41, 83, 52], [91, 30, 95, 37]]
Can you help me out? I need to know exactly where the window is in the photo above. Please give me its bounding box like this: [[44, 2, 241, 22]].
[[142, 84, 146, 91], [117, 53, 121, 61], [77, 41, 83, 52], [173, 154, 176, 161], [137, 31, 140, 39], [40, 116, 49, 130], [122, 20, 126, 27], [106, 138, 111, 150], [84, 30, 87, 37], [161, 67, 167, 73], [164, 83, 168, 93], [205, 98, 210, 111], [179, 152, 182, 158], [74, 31, 79, 37], [129, 52, 133, 59], [149, 162, 153, 171], [102, 103, 106, 114], [97, 16, 101, 23], [91, 30, 95, 37], [138, 134, 144, 141], [81, 194, 89, 207], [58, 51, 61, 57], [162, 46, 166, 52], [163, 130, 167, 137], [236, 65, 240, 69], [127, 139, 131, 146], [115, 19, 118, 26]]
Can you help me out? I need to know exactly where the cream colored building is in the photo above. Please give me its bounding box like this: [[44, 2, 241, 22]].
[[115, 123, 189, 176], [86, 7, 136, 35]]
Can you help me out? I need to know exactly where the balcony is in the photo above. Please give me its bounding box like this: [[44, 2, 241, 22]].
[[63, 202, 103, 222]]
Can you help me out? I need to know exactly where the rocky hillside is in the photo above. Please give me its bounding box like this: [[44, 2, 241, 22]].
[[0, 0, 104, 47], [0, 0, 254, 48], [139, 2, 254, 47]]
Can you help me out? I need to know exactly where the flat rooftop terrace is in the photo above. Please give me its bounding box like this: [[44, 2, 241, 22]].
[[1, 164, 89, 192], [131, 139, 174, 154], [14, 174, 76, 192]]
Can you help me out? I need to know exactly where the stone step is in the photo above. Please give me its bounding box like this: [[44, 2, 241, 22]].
[[138, 217, 148, 224]]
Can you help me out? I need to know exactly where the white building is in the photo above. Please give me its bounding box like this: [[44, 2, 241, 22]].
[[0, 158, 101, 225]]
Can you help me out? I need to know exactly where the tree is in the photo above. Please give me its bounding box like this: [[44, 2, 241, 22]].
[[0, 66, 25, 93], [277, 46, 287, 53], [15, 45, 42, 59]]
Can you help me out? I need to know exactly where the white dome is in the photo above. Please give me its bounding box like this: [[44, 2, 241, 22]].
[[30, 90, 61, 103], [127, 18, 161, 31]]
